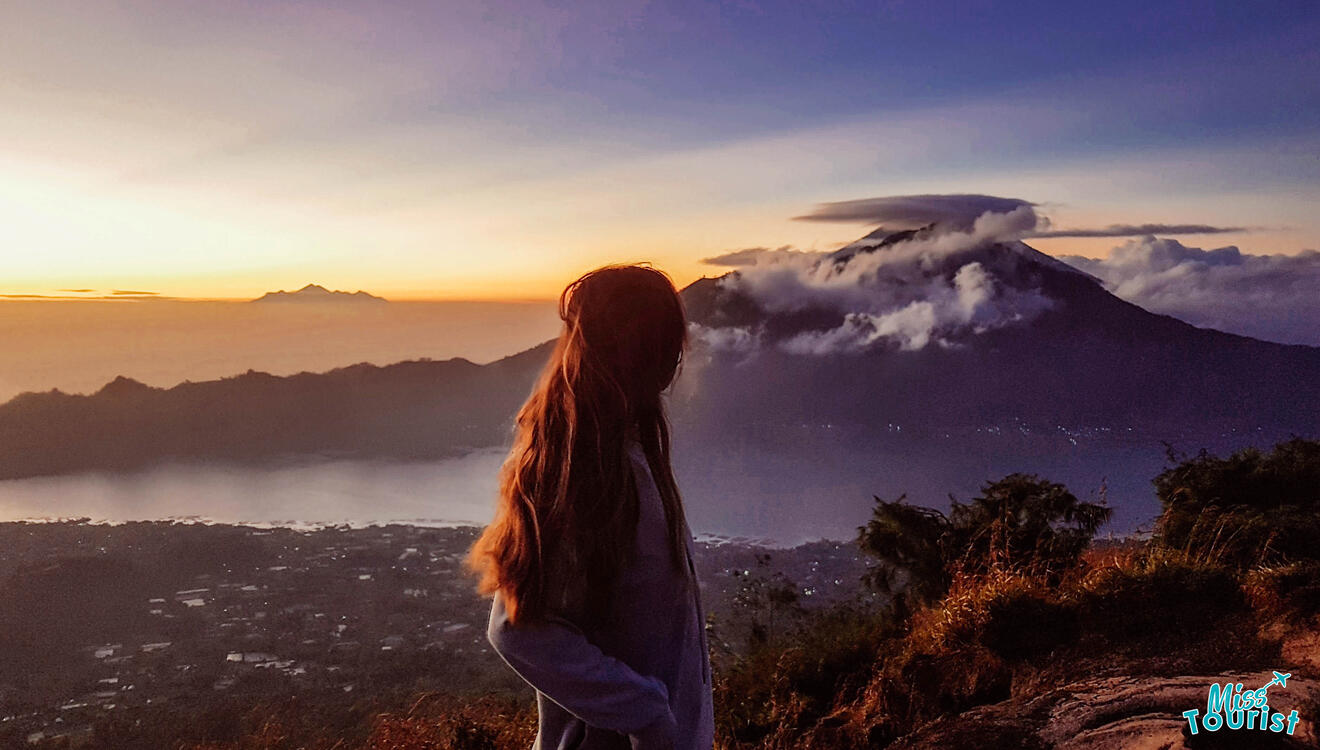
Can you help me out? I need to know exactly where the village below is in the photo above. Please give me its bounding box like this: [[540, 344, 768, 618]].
[[0, 521, 871, 747]]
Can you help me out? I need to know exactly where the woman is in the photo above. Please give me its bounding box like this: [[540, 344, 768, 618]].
[[467, 264, 714, 750]]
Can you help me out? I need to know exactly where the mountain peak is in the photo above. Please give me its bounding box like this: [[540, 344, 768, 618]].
[[829, 224, 934, 264], [252, 285, 387, 303], [96, 375, 155, 397], [684, 223, 1137, 354]]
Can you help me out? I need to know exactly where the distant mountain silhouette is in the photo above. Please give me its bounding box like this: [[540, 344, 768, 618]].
[[0, 347, 548, 480], [2, 226, 1317, 539], [252, 283, 387, 303]]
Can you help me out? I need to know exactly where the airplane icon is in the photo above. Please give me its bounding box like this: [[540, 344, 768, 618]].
[[1264, 671, 1291, 690]]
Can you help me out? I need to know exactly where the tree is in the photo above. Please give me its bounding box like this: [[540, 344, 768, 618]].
[[858, 473, 1110, 610], [855, 497, 951, 615], [946, 473, 1111, 577]]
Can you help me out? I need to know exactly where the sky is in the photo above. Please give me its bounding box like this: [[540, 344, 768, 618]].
[[2, 0, 1318, 301]]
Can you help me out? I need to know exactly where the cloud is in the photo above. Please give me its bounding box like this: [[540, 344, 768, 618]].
[[786, 193, 1250, 241], [704, 204, 1053, 353], [792, 194, 1037, 230], [1031, 223, 1248, 238], [779, 262, 1053, 353], [701, 246, 815, 267], [1058, 237, 1320, 346], [701, 194, 1316, 353], [688, 323, 759, 353], [721, 204, 1041, 311], [0, 291, 173, 300]]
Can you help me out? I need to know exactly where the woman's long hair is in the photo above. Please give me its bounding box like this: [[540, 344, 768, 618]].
[[466, 264, 690, 626]]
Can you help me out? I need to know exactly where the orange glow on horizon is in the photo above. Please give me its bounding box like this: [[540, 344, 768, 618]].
[[0, 226, 1303, 304]]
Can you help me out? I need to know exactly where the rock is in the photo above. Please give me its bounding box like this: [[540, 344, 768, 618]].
[[897, 671, 1318, 749]]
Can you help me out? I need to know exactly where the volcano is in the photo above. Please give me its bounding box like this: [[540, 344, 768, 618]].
[[665, 224, 1320, 538], [678, 225, 1320, 432]]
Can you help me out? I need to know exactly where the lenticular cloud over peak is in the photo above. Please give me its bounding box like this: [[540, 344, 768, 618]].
[[792, 194, 1040, 230]]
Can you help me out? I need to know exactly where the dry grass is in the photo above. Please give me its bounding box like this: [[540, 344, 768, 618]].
[[184, 694, 534, 750], [1244, 561, 1320, 623], [906, 566, 1046, 654], [362, 693, 535, 750]]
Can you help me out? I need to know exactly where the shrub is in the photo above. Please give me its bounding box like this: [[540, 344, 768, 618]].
[[1155, 437, 1320, 568], [979, 589, 1078, 662], [902, 566, 1076, 663], [1244, 561, 1320, 622], [858, 474, 1110, 612], [855, 641, 1012, 744], [713, 603, 894, 747], [1072, 548, 1247, 651]]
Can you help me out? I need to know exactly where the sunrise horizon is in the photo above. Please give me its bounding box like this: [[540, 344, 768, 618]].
[[5, 1, 1317, 308], [0, 218, 1298, 302]]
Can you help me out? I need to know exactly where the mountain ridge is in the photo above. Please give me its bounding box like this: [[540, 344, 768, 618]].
[[252, 283, 388, 303]]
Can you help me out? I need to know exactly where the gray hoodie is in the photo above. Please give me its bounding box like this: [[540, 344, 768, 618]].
[[485, 435, 715, 750]]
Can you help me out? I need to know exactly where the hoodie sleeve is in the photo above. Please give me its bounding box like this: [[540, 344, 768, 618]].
[[485, 590, 677, 747]]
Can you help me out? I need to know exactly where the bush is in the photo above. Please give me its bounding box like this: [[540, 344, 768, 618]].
[[1071, 544, 1246, 644], [713, 603, 894, 747], [1155, 437, 1320, 568], [1244, 561, 1320, 622], [907, 568, 1058, 657], [979, 590, 1078, 662], [858, 474, 1110, 612]]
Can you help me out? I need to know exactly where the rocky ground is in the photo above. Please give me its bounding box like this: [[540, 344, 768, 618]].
[[897, 668, 1320, 749]]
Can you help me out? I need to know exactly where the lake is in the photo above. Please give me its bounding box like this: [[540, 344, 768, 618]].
[[0, 449, 507, 529]]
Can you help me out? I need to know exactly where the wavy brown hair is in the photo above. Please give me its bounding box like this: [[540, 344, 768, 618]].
[[466, 265, 690, 626]]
